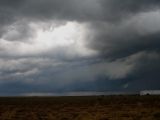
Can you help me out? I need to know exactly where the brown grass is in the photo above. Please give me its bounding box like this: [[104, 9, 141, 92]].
[[0, 95, 160, 120]]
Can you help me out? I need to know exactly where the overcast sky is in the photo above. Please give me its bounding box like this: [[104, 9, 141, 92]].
[[0, 0, 160, 96]]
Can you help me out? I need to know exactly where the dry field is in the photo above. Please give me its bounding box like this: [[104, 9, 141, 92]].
[[0, 95, 160, 120]]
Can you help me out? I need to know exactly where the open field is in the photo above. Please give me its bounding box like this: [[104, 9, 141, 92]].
[[0, 95, 160, 120]]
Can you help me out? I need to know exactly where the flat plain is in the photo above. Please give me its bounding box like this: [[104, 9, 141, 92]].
[[0, 95, 160, 120]]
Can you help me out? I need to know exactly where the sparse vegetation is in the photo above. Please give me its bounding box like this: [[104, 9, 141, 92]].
[[0, 95, 159, 120]]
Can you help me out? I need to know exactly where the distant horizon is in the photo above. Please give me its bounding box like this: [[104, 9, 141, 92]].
[[0, 91, 151, 97]]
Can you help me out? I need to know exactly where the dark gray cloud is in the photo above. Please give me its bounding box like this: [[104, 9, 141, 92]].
[[87, 20, 160, 59], [100, 0, 160, 21], [1, 0, 160, 24], [0, 0, 160, 95]]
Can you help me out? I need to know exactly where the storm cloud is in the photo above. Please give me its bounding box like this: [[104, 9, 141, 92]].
[[0, 0, 160, 95]]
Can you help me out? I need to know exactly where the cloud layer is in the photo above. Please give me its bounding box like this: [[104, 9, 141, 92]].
[[0, 0, 160, 95]]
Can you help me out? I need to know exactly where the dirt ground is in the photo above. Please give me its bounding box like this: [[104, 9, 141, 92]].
[[0, 95, 160, 120]]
